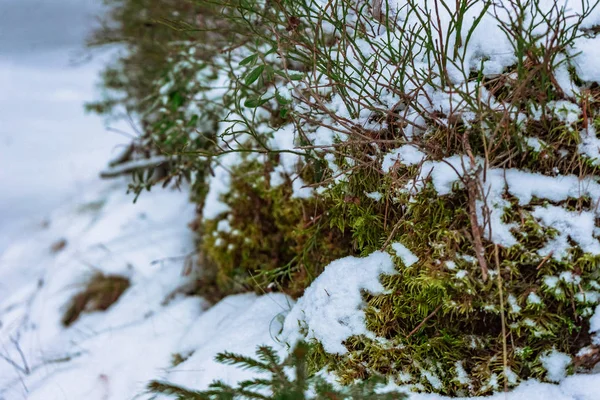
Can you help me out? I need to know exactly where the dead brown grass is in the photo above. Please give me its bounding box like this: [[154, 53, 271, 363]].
[[62, 273, 130, 327]]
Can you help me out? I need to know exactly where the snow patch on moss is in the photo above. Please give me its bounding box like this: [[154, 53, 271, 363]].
[[540, 350, 571, 383], [391, 242, 419, 267], [281, 251, 396, 354]]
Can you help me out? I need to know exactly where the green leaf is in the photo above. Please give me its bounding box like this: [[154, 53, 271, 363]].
[[244, 95, 273, 108], [245, 65, 265, 85], [279, 108, 289, 119], [288, 73, 304, 81], [265, 46, 278, 56], [239, 53, 258, 66], [169, 91, 184, 109]]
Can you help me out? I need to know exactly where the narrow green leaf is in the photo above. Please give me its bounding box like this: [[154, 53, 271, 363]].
[[244, 95, 273, 108], [245, 65, 265, 85], [239, 54, 258, 66], [264, 46, 278, 56]]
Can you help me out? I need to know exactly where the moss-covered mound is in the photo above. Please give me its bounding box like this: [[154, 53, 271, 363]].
[[200, 158, 354, 297], [90, 0, 600, 395], [309, 173, 600, 395]]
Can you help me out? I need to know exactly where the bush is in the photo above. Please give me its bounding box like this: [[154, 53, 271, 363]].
[[91, 0, 600, 395]]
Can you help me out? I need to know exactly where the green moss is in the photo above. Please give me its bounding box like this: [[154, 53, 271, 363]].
[[199, 102, 600, 393], [200, 158, 353, 297], [279, 96, 600, 394], [303, 181, 600, 395]]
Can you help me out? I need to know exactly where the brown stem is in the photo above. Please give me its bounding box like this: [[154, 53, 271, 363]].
[[467, 175, 489, 281], [406, 304, 443, 339]]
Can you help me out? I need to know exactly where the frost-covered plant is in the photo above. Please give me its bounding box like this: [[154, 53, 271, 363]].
[[148, 342, 407, 399], [92, 0, 600, 395]]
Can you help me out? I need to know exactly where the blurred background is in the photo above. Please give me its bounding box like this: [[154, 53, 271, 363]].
[[0, 0, 125, 251]]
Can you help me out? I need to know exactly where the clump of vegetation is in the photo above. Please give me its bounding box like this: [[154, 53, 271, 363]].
[[90, 0, 600, 395], [149, 342, 407, 399], [200, 159, 353, 297], [62, 273, 130, 326], [87, 0, 246, 199]]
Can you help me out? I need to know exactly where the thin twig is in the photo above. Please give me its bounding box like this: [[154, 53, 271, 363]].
[[495, 245, 509, 393], [406, 304, 442, 339]]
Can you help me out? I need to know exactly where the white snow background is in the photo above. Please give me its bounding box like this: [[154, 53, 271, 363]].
[[0, 0, 126, 252], [1, 0, 600, 399]]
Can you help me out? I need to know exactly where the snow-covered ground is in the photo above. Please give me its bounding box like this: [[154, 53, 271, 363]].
[[0, 0, 126, 252], [0, 179, 290, 399]]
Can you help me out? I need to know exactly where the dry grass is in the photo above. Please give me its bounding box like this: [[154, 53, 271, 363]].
[[61, 273, 130, 327]]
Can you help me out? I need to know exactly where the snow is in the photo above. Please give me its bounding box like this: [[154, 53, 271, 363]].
[[292, 177, 314, 199], [202, 151, 239, 220], [366, 191, 383, 202], [281, 251, 396, 354], [456, 270, 468, 279], [572, 37, 600, 84], [532, 206, 600, 260], [527, 292, 543, 306], [410, 155, 471, 196], [0, 179, 202, 399], [391, 242, 419, 267], [445, 261, 457, 270], [559, 272, 582, 285], [216, 219, 232, 233], [0, 53, 126, 253], [504, 367, 518, 386], [544, 276, 561, 289], [382, 145, 426, 173], [26, 298, 201, 400], [578, 125, 600, 166], [590, 306, 600, 333], [548, 101, 581, 125], [409, 376, 600, 400], [422, 371, 443, 390], [575, 291, 600, 304], [0, 175, 293, 400], [540, 350, 572, 383], [508, 294, 522, 314], [159, 293, 292, 391], [268, 124, 316, 199], [454, 362, 471, 386], [525, 137, 545, 152]]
